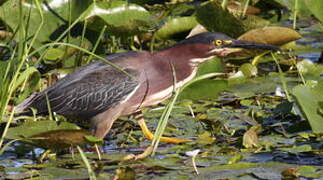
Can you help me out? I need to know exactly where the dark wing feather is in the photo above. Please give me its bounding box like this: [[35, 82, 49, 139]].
[[22, 52, 140, 118]]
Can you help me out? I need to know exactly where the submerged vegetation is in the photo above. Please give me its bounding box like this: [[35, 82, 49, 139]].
[[0, 0, 322, 179]]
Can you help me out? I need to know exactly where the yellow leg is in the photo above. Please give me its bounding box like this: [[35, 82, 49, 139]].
[[137, 118, 191, 144], [122, 145, 153, 161]]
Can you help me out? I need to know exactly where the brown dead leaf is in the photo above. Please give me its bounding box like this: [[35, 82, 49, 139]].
[[227, 1, 261, 15], [238, 26, 302, 46], [242, 127, 259, 148], [281, 168, 300, 179], [30, 129, 92, 150], [186, 24, 208, 38]]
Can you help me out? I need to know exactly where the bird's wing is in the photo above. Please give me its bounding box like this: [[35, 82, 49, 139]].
[[20, 52, 141, 118]]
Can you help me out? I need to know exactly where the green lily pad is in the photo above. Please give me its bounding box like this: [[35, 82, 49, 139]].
[[155, 16, 198, 39], [0, 0, 92, 48], [6, 120, 80, 140], [195, 1, 245, 38], [304, 0, 323, 22], [83, 1, 151, 36], [292, 81, 323, 133], [280, 144, 312, 153], [239, 63, 258, 77], [44, 48, 65, 61]]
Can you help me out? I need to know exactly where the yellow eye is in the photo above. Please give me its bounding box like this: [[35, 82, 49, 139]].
[[215, 40, 223, 46]]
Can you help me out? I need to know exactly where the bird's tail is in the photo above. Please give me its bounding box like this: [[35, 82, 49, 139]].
[[15, 93, 37, 113]]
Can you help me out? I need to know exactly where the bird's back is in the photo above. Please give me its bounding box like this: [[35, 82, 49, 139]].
[[16, 51, 141, 119]]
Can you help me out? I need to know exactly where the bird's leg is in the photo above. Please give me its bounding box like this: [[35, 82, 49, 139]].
[[134, 111, 191, 144], [122, 111, 191, 161]]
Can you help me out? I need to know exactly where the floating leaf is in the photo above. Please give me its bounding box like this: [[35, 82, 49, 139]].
[[44, 48, 65, 61], [227, 1, 261, 15], [6, 120, 80, 140], [280, 144, 312, 154], [83, 1, 151, 36], [273, 101, 293, 116], [281, 168, 300, 179], [179, 79, 227, 100], [292, 81, 323, 133], [156, 16, 198, 39], [195, 1, 245, 38], [243, 127, 259, 148], [304, 0, 323, 22], [30, 129, 91, 150], [228, 71, 246, 86], [114, 167, 136, 180], [0, 0, 92, 48], [228, 154, 243, 164], [197, 132, 215, 145], [238, 27, 302, 46], [186, 24, 208, 38], [84, 135, 103, 144], [12, 67, 41, 104], [239, 63, 257, 77]]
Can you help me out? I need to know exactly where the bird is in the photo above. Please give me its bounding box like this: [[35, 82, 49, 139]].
[[16, 32, 279, 144]]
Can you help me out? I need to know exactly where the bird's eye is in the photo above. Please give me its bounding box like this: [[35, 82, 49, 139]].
[[215, 40, 223, 46]]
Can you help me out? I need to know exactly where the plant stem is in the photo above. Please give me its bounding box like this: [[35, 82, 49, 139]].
[[293, 0, 298, 29], [271, 53, 291, 102], [242, 0, 250, 18], [221, 0, 228, 9]]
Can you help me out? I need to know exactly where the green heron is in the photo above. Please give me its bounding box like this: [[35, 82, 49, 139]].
[[17, 32, 278, 144]]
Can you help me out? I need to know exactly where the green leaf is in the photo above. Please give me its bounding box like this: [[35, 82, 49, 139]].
[[197, 132, 215, 145], [6, 120, 80, 140], [179, 79, 227, 100], [156, 16, 198, 39], [280, 144, 312, 153], [195, 1, 245, 38], [44, 48, 65, 61], [83, 1, 151, 36], [197, 58, 225, 76], [228, 71, 246, 86], [304, 0, 323, 22], [84, 135, 103, 144], [292, 81, 323, 133], [228, 154, 243, 164], [239, 63, 257, 77], [0, 0, 92, 48], [273, 101, 293, 116], [12, 67, 41, 104]]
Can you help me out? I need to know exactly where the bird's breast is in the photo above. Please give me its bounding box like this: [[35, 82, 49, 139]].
[[140, 67, 198, 107]]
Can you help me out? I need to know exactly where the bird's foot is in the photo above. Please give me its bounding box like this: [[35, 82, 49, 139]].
[[122, 145, 153, 161], [138, 119, 191, 144]]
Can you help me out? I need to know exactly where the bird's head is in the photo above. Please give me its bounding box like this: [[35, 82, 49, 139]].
[[175, 32, 279, 63]]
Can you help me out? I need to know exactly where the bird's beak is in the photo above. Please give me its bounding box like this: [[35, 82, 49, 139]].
[[224, 40, 280, 51], [209, 40, 280, 56]]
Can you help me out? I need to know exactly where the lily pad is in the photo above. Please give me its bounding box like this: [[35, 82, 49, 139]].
[[6, 120, 80, 140], [30, 129, 92, 150], [0, 0, 92, 48], [239, 63, 258, 77], [238, 27, 302, 46], [195, 1, 245, 38], [83, 1, 151, 36], [292, 81, 323, 133], [304, 0, 323, 22], [156, 16, 198, 39], [44, 48, 65, 61], [243, 127, 259, 148]]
